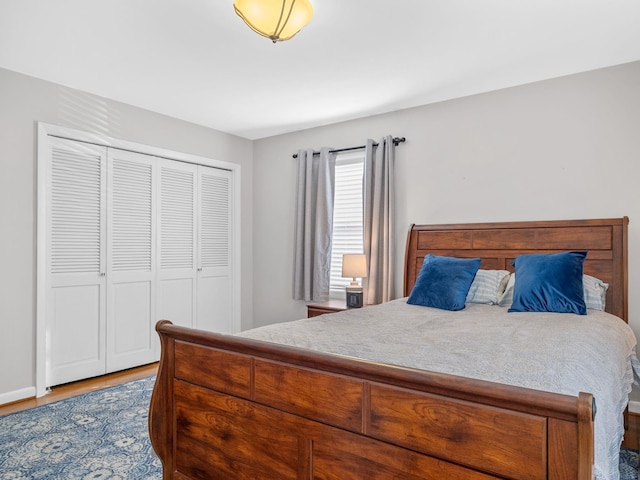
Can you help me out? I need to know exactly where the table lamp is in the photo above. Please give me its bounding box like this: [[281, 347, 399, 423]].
[[342, 254, 367, 308]]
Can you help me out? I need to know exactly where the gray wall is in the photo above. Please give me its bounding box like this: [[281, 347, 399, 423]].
[[252, 61, 640, 343], [3, 61, 640, 403], [0, 67, 253, 398]]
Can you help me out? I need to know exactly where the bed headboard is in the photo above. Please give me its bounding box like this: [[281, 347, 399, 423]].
[[403, 217, 629, 321]]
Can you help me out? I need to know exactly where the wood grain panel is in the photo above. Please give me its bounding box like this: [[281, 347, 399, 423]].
[[175, 340, 251, 399], [470, 229, 537, 249], [547, 395, 594, 480], [583, 259, 613, 280], [417, 231, 473, 249], [253, 359, 364, 432], [368, 384, 547, 480], [472, 226, 612, 250], [312, 427, 500, 480], [174, 380, 301, 479], [548, 418, 578, 480], [477, 258, 506, 270]]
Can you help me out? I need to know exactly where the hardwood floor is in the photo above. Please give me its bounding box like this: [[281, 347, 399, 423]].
[[2, 363, 639, 452], [0, 363, 158, 416]]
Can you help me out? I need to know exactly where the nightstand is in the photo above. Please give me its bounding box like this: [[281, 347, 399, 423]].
[[306, 300, 348, 318]]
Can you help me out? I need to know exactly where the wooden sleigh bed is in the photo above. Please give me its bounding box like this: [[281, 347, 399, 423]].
[[149, 217, 629, 480]]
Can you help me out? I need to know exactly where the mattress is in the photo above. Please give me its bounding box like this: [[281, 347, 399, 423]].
[[239, 299, 639, 480]]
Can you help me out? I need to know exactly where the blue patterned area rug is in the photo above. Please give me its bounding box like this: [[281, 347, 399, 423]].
[[620, 447, 639, 480], [0, 375, 638, 479], [0, 376, 161, 479]]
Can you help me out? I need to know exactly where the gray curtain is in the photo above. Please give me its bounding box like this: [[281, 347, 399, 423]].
[[363, 136, 395, 305], [293, 147, 336, 301]]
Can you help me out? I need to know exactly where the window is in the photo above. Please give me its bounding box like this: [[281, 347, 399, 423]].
[[329, 152, 365, 299]]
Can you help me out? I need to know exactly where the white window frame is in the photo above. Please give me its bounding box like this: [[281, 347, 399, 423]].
[[329, 151, 365, 299]]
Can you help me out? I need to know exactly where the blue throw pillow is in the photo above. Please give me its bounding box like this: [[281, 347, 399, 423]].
[[407, 255, 481, 311], [508, 251, 587, 315]]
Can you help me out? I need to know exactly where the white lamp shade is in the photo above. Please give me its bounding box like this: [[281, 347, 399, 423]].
[[342, 254, 367, 279], [234, 0, 314, 43]]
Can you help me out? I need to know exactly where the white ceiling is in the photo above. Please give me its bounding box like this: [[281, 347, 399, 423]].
[[1, 0, 640, 140]]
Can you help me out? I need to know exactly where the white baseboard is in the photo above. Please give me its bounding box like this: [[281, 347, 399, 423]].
[[0, 386, 36, 407], [629, 400, 640, 414]]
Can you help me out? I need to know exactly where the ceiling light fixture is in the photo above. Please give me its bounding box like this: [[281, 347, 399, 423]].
[[233, 0, 314, 43]]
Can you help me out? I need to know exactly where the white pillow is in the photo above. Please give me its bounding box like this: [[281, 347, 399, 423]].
[[498, 273, 515, 307], [466, 269, 511, 305], [583, 274, 609, 311], [498, 273, 609, 311]]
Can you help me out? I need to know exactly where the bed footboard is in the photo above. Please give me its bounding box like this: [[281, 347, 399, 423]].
[[149, 320, 594, 480]]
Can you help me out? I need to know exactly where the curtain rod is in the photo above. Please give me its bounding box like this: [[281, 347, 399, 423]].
[[292, 137, 406, 159]]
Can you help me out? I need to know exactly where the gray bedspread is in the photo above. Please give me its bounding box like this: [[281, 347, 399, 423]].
[[239, 299, 638, 480]]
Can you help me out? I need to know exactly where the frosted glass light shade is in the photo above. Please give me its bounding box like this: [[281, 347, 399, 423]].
[[342, 254, 367, 283], [234, 0, 314, 43]]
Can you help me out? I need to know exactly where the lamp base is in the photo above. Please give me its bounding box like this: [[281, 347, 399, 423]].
[[346, 286, 363, 308]]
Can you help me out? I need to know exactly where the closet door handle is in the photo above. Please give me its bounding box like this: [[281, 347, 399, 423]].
[[99, 273, 106, 277], [197, 268, 203, 272]]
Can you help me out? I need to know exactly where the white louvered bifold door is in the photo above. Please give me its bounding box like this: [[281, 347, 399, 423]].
[[106, 149, 157, 372], [41, 130, 238, 390], [196, 166, 234, 333], [47, 137, 107, 386], [157, 159, 197, 329]]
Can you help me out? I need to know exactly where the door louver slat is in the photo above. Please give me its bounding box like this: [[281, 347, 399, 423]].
[[199, 174, 230, 268], [51, 148, 102, 274], [111, 159, 152, 272], [160, 167, 194, 270]]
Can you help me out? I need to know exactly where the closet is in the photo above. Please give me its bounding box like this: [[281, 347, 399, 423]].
[[41, 132, 236, 388]]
